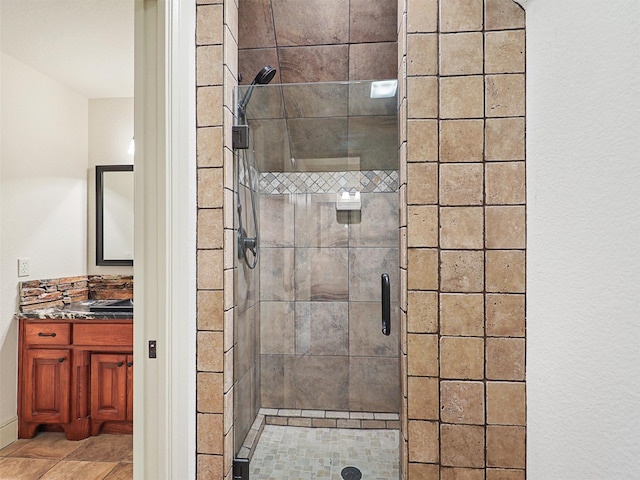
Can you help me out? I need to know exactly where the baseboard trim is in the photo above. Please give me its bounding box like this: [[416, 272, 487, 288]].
[[0, 417, 18, 450]]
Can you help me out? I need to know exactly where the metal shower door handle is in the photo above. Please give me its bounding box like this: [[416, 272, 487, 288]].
[[381, 273, 390, 336]]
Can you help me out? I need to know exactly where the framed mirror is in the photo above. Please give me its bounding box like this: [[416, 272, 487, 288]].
[[96, 165, 134, 266]]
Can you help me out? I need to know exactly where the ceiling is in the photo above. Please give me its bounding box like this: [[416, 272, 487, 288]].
[[1, 0, 134, 98]]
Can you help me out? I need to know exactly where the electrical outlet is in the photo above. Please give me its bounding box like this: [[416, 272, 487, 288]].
[[18, 258, 30, 277]]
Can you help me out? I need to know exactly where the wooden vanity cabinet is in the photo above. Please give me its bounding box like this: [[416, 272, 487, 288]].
[[22, 348, 71, 426], [90, 353, 133, 435], [18, 318, 133, 440]]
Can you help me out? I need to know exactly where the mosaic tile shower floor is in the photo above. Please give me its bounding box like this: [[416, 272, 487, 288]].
[[250, 425, 400, 480]]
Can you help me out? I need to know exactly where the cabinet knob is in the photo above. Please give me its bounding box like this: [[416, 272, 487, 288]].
[[58, 357, 65, 363], [117, 361, 124, 367], [127, 362, 133, 367], [38, 332, 57, 337]]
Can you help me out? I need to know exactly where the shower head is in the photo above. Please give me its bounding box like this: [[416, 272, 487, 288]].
[[252, 65, 277, 86], [238, 65, 277, 123]]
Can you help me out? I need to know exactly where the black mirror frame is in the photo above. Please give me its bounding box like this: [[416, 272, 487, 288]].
[[96, 164, 134, 266]]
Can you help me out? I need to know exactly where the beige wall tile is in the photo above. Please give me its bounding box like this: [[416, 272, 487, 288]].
[[197, 127, 223, 167], [408, 334, 439, 376], [440, 336, 484, 380], [440, 207, 484, 249], [440, 76, 484, 119], [407, 0, 438, 33], [440, 293, 484, 336], [408, 34, 438, 76], [486, 250, 525, 293], [408, 248, 439, 290], [440, 120, 484, 163], [485, 0, 525, 31], [407, 76, 439, 118], [197, 455, 223, 480], [441, 468, 485, 480], [350, 42, 398, 80], [485, 118, 525, 161], [486, 468, 526, 480], [197, 5, 223, 45], [486, 206, 526, 249], [408, 205, 439, 247], [485, 30, 525, 74], [408, 119, 438, 161], [486, 74, 525, 117], [486, 294, 525, 337], [407, 291, 439, 333], [400, 227, 408, 270], [485, 162, 526, 205], [198, 168, 224, 208], [440, 164, 483, 206], [198, 209, 224, 249], [197, 413, 223, 454], [197, 249, 223, 290], [408, 376, 439, 420], [197, 290, 224, 331], [408, 463, 439, 480], [197, 45, 224, 86], [487, 382, 526, 425], [486, 426, 526, 468], [486, 338, 525, 381], [440, 380, 484, 424], [440, 33, 483, 76], [197, 331, 224, 372], [223, 387, 233, 433], [441, 250, 484, 293], [408, 420, 439, 463], [197, 87, 224, 126], [408, 163, 438, 204], [441, 424, 484, 467], [440, 0, 483, 33], [197, 372, 224, 413]]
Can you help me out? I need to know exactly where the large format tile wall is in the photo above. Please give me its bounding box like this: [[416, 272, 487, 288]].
[[238, 0, 398, 85], [259, 187, 400, 413], [399, 0, 526, 479]]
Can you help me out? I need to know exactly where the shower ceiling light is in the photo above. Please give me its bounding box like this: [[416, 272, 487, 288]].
[[370, 80, 397, 99]]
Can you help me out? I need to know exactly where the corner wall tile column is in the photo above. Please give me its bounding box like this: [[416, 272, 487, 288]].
[[402, 0, 526, 478], [195, 0, 238, 479]]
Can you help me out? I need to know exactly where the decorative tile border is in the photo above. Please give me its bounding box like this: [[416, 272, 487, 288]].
[[236, 408, 400, 461], [259, 170, 398, 194]]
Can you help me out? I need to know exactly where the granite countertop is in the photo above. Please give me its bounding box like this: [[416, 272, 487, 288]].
[[17, 299, 133, 320]]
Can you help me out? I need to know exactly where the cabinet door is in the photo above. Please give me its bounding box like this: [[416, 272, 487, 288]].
[[126, 355, 133, 422], [23, 349, 71, 424], [91, 353, 128, 421]]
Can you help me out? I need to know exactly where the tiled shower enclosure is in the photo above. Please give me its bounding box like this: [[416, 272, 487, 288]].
[[233, 80, 401, 464]]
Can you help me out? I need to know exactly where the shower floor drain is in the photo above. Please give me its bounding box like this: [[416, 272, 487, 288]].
[[341, 466, 362, 480]]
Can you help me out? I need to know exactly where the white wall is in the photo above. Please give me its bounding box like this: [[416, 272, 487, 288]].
[[0, 52, 89, 447], [526, 1, 640, 478], [87, 97, 134, 275]]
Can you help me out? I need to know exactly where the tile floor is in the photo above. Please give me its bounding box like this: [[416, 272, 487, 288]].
[[250, 425, 400, 480], [0, 432, 132, 480]]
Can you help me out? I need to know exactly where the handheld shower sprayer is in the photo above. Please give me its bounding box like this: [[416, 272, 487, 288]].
[[235, 65, 277, 269], [237, 65, 277, 125]]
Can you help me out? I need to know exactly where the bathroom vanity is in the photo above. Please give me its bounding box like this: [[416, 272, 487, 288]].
[[17, 301, 133, 441]]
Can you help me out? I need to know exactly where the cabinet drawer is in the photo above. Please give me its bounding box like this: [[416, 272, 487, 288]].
[[24, 323, 70, 346], [74, 323, 132, 347]]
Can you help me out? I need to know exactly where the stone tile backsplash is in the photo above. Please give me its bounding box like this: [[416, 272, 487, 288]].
[[19, 275, 133, 312]]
